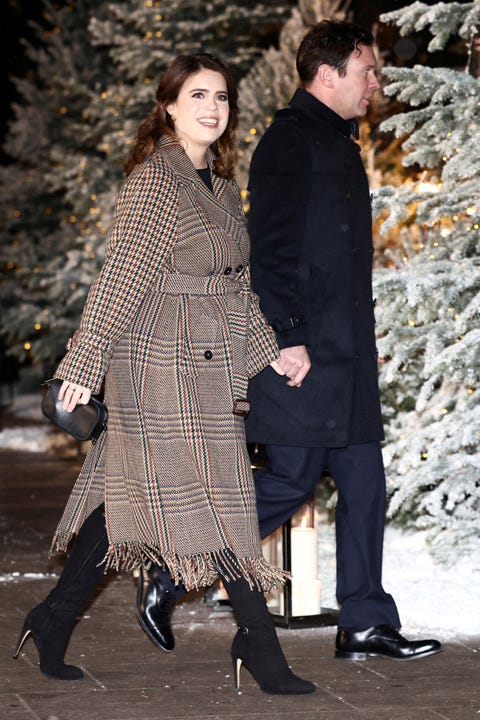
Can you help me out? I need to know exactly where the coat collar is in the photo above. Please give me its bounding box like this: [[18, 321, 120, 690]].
[[155, 135, 242, 235], [288, 88, 359, 140], [156, 135, 227, 197]]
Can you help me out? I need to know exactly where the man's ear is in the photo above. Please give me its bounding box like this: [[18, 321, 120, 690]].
[[317, 64, 336, 88]]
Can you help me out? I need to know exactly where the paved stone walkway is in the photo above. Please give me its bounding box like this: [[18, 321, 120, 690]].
[[1, 439, 479, 720]]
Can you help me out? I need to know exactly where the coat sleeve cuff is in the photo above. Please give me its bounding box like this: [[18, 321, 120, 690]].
[[276, 324, 309, 349], [246, 324, 279, 378], [54, 330, 112, 394]]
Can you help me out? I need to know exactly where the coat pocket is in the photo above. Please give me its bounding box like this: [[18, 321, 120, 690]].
[[179, 297, 221, 377]]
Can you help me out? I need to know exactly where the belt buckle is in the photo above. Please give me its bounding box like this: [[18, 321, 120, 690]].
[[233, 398, 250, 417]]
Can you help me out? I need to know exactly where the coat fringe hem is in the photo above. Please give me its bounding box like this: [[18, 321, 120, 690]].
[[51, 533, 288, 592]]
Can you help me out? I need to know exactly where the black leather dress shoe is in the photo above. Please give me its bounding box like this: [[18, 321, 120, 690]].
[[335, 624, 442, 660], [136, 565, 176, 652]]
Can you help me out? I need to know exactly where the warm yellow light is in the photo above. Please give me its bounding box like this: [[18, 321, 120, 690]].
[[415, 181, 440, 194]]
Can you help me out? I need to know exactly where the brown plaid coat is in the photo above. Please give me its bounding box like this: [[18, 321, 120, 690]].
[[52, 137, 283, 591]]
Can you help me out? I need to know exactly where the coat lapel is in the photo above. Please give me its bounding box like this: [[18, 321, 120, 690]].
[[158, 137, 244, 243]]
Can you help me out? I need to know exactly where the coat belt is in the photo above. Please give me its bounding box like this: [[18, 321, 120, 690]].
[[155, 272, 243, 296]]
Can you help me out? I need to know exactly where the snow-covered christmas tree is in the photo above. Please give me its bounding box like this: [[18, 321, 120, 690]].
[[373, 1, 480, 564]]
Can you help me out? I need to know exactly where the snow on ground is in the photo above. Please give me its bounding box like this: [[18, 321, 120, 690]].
[[1, 394, 479, 640]]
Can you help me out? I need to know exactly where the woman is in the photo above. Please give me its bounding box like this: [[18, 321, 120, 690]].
[[13, 53, 315, 695]]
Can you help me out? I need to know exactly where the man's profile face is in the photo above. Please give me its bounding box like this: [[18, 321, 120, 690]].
[[329, 44, 380, 120]]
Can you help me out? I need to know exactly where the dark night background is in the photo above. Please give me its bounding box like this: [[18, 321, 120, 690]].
[[0, 0, 466, 155]]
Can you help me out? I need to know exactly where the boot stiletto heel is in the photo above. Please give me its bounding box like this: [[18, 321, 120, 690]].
[[13, 623, 32, 659], [233, 655, 242, 690]]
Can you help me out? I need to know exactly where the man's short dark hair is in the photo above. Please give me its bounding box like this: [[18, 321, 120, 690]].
[[296, 20, 374, 85]]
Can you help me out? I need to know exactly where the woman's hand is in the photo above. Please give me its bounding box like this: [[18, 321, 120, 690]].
[[269, 358, 286, 376], [275, 345, 311, 387], [58, 380, 92, 412]]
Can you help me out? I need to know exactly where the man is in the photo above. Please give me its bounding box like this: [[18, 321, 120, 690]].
[[245, 19, 441, 660], [136, 20, 441, 662]]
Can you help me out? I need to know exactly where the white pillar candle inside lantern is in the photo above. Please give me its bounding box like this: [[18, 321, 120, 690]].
[[290, 506, 322, 616]]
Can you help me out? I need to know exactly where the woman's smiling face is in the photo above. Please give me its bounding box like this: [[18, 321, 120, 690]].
[[167, 68, 230, 167]]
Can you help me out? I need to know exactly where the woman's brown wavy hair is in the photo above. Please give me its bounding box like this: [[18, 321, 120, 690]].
[[124, 53, 239, 179]]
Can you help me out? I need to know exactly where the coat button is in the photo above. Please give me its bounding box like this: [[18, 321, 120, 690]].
[[204, 350, 213, 360], [235, 264, 244, 273], [340, 224, 348, 232], [224, 266, 232, 275]]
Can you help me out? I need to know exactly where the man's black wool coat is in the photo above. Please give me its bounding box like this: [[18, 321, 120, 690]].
[[245, 88, 384, 448]]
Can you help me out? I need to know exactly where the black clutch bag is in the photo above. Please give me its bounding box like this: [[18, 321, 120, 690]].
[[41, 378, 108, 441]]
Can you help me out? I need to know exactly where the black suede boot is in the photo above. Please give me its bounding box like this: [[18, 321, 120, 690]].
[[13, 504, 109, 680], [223, 574, 316, 695]]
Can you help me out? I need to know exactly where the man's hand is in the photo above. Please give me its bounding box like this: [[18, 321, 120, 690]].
[[275, 345, 311, 387]]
